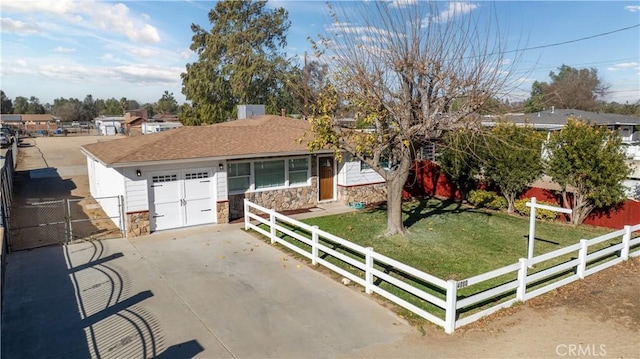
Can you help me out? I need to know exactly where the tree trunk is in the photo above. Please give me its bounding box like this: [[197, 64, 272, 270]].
[[386, 174, 407, 235], [505, 192, 516, 214]]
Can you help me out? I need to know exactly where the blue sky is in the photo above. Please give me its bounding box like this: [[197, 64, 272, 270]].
[[1, 1, 639, 107]]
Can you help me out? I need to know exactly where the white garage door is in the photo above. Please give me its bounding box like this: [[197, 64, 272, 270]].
[[149, 169, 215, 231]]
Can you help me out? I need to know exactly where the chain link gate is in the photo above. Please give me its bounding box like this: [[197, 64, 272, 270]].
[[8, 196, 124, 252]]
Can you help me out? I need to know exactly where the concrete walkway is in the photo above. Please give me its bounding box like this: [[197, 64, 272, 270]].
[[2, 221, 413, 358]]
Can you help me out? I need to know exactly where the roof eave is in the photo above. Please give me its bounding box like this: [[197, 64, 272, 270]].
[[101, 149, 335, 168]]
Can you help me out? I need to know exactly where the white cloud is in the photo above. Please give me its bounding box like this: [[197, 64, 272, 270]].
[[326, 22, 397, 38], [0, 18, 42, 34], [3, 0, 160, 43], [624, 5, 640, 12], [607, 62, 640, 71], [53, 46, 76, 54], [388, 0, 418, 8], [179, 49, 194, 60], [428, 2, 479, 24], [129, 48, 161, 58]]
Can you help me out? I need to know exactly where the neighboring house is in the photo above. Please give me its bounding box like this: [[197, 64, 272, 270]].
[[0, 114, 58, 132], [81, 115, 387, 237], [141, 121, 183, 134], [94, 116, 125, 135], [125, 109, 148, 121], [482, 108, 640, 199]]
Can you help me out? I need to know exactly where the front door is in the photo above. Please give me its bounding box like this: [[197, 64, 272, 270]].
[[318, 157, 334, 201]]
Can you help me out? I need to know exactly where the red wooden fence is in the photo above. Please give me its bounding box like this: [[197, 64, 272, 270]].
[[403, 160, 640, 229]]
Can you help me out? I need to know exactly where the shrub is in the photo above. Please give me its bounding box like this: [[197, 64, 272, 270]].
[[468, 190, 507, 210], [514, 198, 559, 220]]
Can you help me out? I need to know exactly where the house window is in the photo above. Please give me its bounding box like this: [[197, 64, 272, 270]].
[[288, 158, 309, 185], [360, 157, 389, 172], [185, 172, 209, 180], [255, 160, 285, 189], [228, 163, 250, 192], [421, 141, 437, 161], [152, 174, 177, 183]]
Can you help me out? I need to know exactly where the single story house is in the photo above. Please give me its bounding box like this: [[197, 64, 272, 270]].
[[481, 108, 640, 199], [94, 116, 125, 135], [81, 115, 386, 237]]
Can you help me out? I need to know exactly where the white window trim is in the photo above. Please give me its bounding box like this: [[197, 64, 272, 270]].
[[228, 156, 312, 195]]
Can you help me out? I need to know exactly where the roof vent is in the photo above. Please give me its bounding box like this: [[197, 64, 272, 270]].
[[551, 106, 555, 114]]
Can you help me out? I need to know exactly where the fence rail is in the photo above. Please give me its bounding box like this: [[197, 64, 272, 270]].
[[244, 199, 640, 334]]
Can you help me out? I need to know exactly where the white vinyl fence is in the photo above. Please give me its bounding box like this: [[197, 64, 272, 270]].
[[243, 199, 640, 334]]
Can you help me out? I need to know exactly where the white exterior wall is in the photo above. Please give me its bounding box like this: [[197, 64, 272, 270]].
[[126, 159, 226, 205], [121, 168, 149, 213], [92, 161, 125, 229], [216, 160, 228, 201], [338, 157, 385, 186], [142, 122, 183, 134]]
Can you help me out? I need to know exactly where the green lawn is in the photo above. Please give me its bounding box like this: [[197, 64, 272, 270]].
[[302, 199, 611, 280]]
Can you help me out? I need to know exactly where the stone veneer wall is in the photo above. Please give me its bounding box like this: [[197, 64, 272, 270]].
[[338, 182, 387, 204], [126, 211, 150, 237], [216, 201, 229, 224], [229, 178, 318, 220]]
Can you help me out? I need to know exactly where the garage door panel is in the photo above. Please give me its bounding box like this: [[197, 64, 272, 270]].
[[184, 171, 212, 200], [149, 169, 216, 231], [152, 202, 182, 231], [184, 198, 214, 226], [151, 174, 181, 203]]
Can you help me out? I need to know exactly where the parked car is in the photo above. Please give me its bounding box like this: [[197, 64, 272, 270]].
[[0, 133, 10, 148], [0, 127, 17, 144]]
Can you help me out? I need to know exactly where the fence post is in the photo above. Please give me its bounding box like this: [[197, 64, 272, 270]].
[[119, 195, 126, 238], [365, 247, 374, 294], [621, 225, 631, 260], [269, 209, 276, 244], [311, 226, 319, 265], [516, 258, 528, 302], [444, 279, 458, 334], [527, 197, 537, 264], [65, 199, 72, 244], [243, 199, 249, 230], [577, 239, 588, 279]]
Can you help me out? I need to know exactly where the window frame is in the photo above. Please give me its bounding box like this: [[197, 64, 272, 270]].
[[227, 156, 311, 195]]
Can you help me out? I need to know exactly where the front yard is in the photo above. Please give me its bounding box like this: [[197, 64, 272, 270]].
[[301, 199, 612, 280], [249, 198, 636, 327]]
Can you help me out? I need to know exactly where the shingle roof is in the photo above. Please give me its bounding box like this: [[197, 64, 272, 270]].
[[503, 109, 640, 126], [82, 115, 321, 166]]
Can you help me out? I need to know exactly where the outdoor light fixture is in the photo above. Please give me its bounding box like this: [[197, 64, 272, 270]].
[[219, 163, 224, 171], [136, 169, 142, 177]]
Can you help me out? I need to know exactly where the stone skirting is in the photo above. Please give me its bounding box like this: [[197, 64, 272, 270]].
[[229, 179, 318, 220], [216, 201, 229, 224], [338, 182, 387, 204], [126, 211, 150, 237]]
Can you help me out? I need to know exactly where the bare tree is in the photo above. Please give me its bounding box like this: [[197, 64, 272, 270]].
[[307, 1, 523, 235]]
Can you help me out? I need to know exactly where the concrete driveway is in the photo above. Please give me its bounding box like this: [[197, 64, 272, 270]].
[[2, 222, 414, 358]]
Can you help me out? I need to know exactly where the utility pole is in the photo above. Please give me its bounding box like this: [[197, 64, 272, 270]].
[[304, 51, 309, 120]]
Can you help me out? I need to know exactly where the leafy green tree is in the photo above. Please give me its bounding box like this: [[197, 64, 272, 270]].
[[523, 81, 547, 113], [307, 2, 521, 235], [83, 95, 98, 121], [27, 96, 45, 114], [97, 98, 123, 115], [438, 128, 484, 201], [525, 65, 608, 112], [120, 97, 128, 115], [181, 0, 291, 124], [1, 91, 13, 114], [484, 123, 544, 213], [545, 117, 630, 224], [155, 91, 178, 115], [13, 96, 28, 114]]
